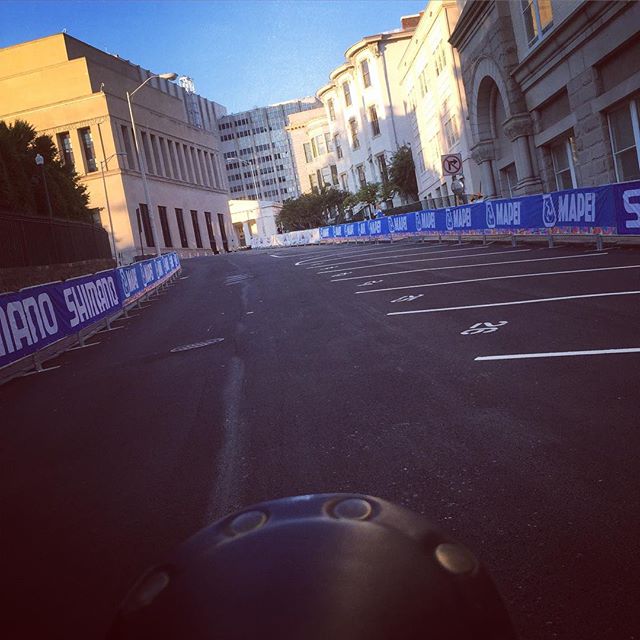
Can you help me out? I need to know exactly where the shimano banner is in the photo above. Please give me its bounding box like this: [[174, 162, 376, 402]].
[[1, 253, 181, 370], [0, 270, 121, 369]]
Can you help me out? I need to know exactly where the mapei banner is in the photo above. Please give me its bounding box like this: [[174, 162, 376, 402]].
[[0, 253, 180, 370], [318, 180, 640, 240]]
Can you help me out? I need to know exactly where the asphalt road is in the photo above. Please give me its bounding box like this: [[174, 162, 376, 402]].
[[1, 239, 639, 639]]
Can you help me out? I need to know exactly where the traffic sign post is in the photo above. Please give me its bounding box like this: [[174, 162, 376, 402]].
[[441, 153, 462, 176]]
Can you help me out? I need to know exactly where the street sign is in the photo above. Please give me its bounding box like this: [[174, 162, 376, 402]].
[[441, 153, 463, 176]]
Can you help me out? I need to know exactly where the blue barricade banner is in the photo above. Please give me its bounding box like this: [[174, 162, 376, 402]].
[[0, 269, 121, 369], [116, 253, 181, 302], [318, 180, 640, 240], [1, 252, 180, 370]]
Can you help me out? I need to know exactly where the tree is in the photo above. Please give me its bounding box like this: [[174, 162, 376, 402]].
[[277, 187, 350, 231], [389, 145, 419, 202], [0, 119, 93, 220]]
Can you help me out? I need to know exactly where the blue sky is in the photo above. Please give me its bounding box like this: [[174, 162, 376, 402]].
[[1, 1, 427, 113]]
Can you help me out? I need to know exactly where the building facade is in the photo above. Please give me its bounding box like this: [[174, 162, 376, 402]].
[[290, 16, 420, 214], [399, 1, 480, 206], [218, 98, 320, 204], [449, 0, 640, 199], [0, 33, 237, 263], [287, 107, 342, 195], [229, 199, 281, 247]]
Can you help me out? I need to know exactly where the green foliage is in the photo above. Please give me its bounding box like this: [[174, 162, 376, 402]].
[[389, 145, 419, 202], [278, 187, 350, 231], [356, 182, 381, 208], [0, 119, 93, 220]]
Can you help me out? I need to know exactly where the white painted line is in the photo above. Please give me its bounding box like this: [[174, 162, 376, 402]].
[[319, 249, 530, 274], [355, 264, 640, 294], [333, 252, 607, 282], [312, 244, 484, 270], [298, 244, 427, 266], [475, 347, 640, 361], [387, 290, 640, 316]]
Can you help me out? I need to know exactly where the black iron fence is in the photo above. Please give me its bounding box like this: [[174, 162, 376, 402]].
[[0, 210, 112, 268]]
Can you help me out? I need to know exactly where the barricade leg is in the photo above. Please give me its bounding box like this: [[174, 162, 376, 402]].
[[596, 234, 604, 251], [547, 231, 555, 249], [511, 234, 517, 247]]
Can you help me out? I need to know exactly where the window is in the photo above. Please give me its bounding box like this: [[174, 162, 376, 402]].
[[57, 132, 75, 170], [159, 138, 171, 178], [349, 118, 360, 150], [419, 72, 427, 97], [150, 135, 163, 176], [434, 44, 447, 76], [340, 173, 348, 191], [376, 154, 388, 184], [120, 126, 136, 170], [191, 210, 203, 248], [521, 0, 553, 47], [443, 116, 458, 148], [334, 134, 343, 159], [328, 99, 336, 121], [343, 82, 352, 107], [550, 136, 578, 190], [205, 212, 218, 253], [141, 132, 153, 173], [501, 164, 518, 198], [158, 206, 172, 247], [324, 132, 331, 152], [361, 60, 371, 88], [175, 208, 188, 247], [138, 203, 155, 247], [356, 164, 366, 188], [311, 137, 318, 158], [309, 173, 318, 193], [330, 164, 339, 186], [78, 127, 97, 173], [608, 99, 640, 182], [369, 106, 380, 137], [315, 134, 326, 155]]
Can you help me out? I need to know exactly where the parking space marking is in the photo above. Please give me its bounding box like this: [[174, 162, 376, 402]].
[[355, 263, 639, 294], [300, 244, 460, 267], [475, 347, 640, 361], [318, 249, 530, 274], [311, 244, 487, 270], [334, 252, 607, 282], [387, 290, 640, 316]]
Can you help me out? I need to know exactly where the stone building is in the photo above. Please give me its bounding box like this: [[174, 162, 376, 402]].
[[286, 107, 341, 195], [0, 33, 237, 263], [313, 16, 421, 212], [398, 0, 480, 206], [449, 0, 640, 199]]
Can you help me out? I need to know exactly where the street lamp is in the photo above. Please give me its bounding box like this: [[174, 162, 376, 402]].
[[226, 156, 263, 201], [100, 152, 127, 266], [126, 71, 178, 257], [35, 153, 53, 218]]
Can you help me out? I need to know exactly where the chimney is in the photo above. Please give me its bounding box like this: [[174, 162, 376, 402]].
[[401, 13, 422, 30]]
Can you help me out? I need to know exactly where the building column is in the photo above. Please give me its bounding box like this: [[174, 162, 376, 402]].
[[503, 113, 543, 195], [471, 141, 497, 198], [242, 221, 252, 245]]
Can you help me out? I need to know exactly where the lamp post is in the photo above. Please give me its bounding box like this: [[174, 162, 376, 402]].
[[126, 71, 177, 257], [100, 152, 127, 266], [35, 153, 53, 218]]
